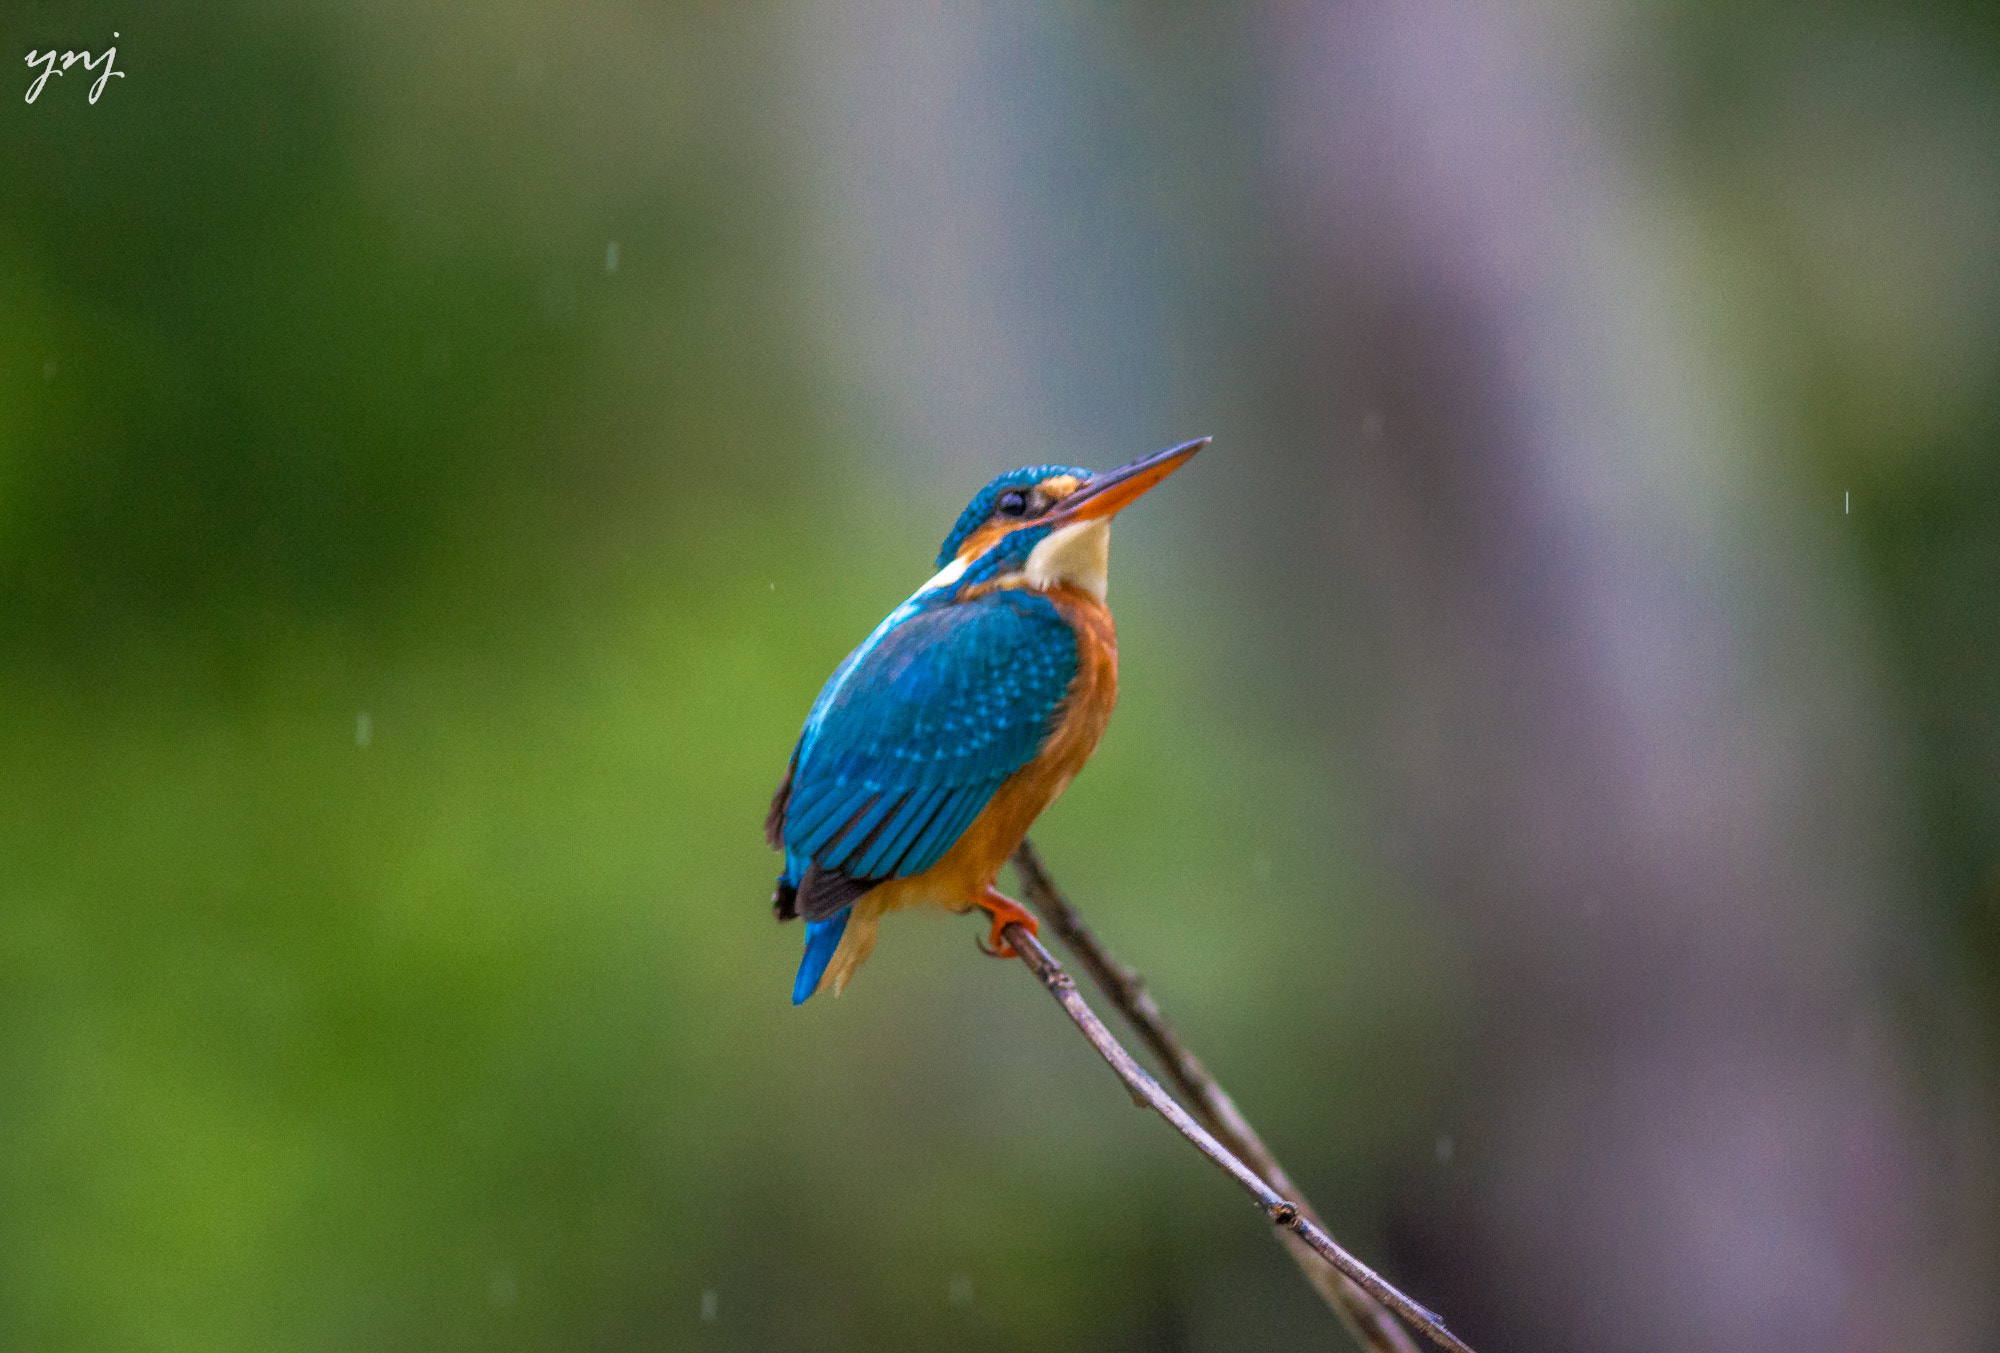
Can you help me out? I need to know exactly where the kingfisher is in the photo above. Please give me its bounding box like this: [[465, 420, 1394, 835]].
[[767, 437, 1206, 1003]]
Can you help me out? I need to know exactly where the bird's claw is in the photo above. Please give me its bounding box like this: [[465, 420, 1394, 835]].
[[975, 892, 1038, 959]]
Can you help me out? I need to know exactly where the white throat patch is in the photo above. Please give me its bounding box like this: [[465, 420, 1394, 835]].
[[1023, 519, 1111, 601]]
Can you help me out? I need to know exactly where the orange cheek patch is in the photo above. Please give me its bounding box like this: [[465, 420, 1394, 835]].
[[956, 516, 1040, 564], [954, 521, 1013, 564]]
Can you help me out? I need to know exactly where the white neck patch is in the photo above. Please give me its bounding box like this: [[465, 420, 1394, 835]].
[[1023, 518, 1111, 601], [919, 554, 969, 596]]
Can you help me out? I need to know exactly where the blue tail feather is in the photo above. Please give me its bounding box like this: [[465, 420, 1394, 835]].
[[793, 907, 851, 1005]]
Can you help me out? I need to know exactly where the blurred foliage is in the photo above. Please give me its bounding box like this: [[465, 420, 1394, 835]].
[[1661, 0, 2000, 1014], [0, 5, 1442, 1351]]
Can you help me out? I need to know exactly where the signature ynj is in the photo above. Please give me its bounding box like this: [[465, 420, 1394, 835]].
[[24, 36, 123, 105]]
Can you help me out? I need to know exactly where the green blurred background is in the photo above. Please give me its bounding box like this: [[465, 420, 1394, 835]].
[[3, 4, 1996, 1351]]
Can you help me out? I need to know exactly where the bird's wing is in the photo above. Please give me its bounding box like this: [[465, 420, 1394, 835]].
[[779, 588, 1078, 920]]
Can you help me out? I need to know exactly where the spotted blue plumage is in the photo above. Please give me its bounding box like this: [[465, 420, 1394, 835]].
[[773, 578, 1080, 1002], [783, 586, 1078, 884]]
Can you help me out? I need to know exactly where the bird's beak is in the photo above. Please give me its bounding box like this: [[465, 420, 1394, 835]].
[[1050, 436, 1208, 525]]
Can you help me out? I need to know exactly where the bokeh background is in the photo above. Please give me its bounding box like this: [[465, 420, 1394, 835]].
[[3, 3, 1997, 1350]]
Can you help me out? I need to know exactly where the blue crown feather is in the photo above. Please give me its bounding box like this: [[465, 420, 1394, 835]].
[[936, 463, 1092, 568]]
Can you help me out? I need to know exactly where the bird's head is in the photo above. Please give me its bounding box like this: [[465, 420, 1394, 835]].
[[926, 437, 1207, 604]]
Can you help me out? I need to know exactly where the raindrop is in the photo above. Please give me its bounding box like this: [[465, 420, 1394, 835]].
[[355, 712, 373, 748], [606, 240, 620, 273], [948, 1273, 974, 1306], [488, 1268, 517, 1308], [1435, 1134, 1453, 1165], [700, 1290, 719, 1321]]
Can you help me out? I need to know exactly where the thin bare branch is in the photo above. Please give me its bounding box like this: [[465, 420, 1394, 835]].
[[1003, 920, 1474, 1353], [1012, 839, 1429, 1353]]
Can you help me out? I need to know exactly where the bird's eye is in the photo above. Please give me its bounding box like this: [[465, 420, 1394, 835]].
[[998, 490, 1029, 517]]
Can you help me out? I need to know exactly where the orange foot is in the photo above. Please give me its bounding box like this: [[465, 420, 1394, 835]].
[[975, 889, 1039, 959]]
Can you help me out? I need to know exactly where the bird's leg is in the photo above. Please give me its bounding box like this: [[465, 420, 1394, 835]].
[[974, 887, 1039, 959]]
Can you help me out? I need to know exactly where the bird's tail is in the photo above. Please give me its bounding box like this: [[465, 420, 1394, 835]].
[[792, 907, 850, 1005]]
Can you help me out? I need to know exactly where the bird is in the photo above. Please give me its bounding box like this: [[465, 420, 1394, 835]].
[[767, 437, 1207, 1004]]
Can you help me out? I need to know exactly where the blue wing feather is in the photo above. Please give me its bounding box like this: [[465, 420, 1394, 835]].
[[904, 786, 983, 876], [940, 782, 1005, 868], [827, 793, 896, 863], [850, 783, 944, 879], [781, 588, 1078, 895], [783, 779, 838, 838], [782, 780, 842, 845], [795, 784, 872, 858]]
